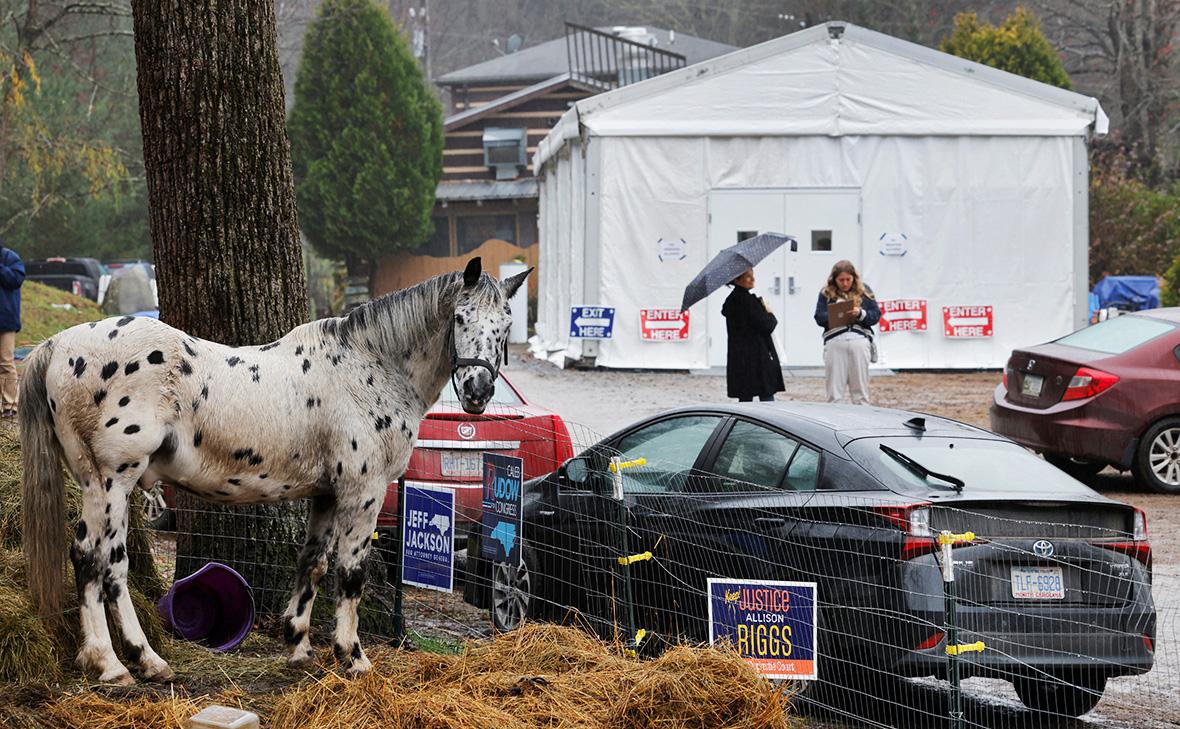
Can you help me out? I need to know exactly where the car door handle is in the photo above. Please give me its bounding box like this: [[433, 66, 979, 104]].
[[755, 517, 786, 528]]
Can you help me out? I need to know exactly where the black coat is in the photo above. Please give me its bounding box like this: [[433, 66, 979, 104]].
[[722, 286, 785, 399]]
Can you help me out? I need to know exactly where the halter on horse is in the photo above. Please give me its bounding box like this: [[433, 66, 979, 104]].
[[21, 257, 531, 683]]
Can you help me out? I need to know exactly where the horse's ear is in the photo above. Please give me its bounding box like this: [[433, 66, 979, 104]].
[[502, 267, 534, 299], [463, 257, 482, 288]]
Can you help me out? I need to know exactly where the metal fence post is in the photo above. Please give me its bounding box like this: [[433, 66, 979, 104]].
[[391, 475, 406, 646], [940, 530, 983, 729]]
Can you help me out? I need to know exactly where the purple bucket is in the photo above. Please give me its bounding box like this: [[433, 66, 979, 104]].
[[157, 562, 255, 652]]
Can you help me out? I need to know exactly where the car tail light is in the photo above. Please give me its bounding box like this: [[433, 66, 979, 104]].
[[1092, 507, 1151, 567], [915, 630, 945, 651], [1002, 370, 1009, 390], [1061, 367, 1119, 401], [71, 281, 82, 297], [1144, 634, 1155, 653], [550, 415, 575, 464], [872, 503, 937, 560]]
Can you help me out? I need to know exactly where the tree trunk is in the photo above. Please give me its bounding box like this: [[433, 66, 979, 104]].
[[131, 0, 310, 616]]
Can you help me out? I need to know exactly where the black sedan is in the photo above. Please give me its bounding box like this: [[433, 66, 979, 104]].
[[464, 403, 1155, 718]]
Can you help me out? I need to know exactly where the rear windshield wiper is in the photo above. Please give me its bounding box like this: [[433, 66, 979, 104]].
[[879, 444, 965, 493]]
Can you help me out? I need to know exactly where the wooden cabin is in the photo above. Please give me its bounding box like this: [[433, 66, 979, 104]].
[[372, 25, 736, 304]]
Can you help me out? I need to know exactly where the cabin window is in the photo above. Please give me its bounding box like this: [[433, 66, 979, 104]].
[[414, 216, 452, 257], [457, 214, 516, 254]]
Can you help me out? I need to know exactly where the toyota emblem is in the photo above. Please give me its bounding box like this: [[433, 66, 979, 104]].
[[1032, 540, 1055, 558], [458, 423, 476, 440]]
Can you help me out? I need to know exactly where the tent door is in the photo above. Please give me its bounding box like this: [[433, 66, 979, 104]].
[[705, 191, 788, 369], [707, 188, 861, 370]]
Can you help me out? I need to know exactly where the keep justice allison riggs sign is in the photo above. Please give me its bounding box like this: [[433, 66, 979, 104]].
[[708, 578, 818, 680]]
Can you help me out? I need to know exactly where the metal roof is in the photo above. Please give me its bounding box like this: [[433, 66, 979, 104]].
[[436, 179, 538, 202], [437, 27, 736, 86]]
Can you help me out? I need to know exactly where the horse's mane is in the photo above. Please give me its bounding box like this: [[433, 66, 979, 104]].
[[335, 270, 504, 354]]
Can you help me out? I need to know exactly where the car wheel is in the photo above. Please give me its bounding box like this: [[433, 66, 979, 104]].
[[1014, 675, 1105, 717], [1043, 453, 1105, 482], [490, 549, 534, 632], [1134, 417, 1180, 494], [142, 484, 175, 531]]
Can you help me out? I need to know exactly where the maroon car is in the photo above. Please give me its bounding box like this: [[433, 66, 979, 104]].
[[990, 308, 1180, 493]]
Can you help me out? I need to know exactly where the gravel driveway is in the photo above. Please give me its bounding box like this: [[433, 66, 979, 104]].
[[501, 346, 1178, 729]]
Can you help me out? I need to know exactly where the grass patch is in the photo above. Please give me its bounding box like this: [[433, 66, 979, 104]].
[[16, 281, 105, 349]]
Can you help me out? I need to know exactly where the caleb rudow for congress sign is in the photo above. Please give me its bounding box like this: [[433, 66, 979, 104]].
[[707, 578, 818, 680]]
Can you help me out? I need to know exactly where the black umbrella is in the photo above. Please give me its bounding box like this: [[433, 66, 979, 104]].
[[680, 233, 797, 312]]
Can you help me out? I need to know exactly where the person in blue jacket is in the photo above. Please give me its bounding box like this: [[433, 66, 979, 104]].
[[813, 260, 879, 404], [0, 244, 25, 418]]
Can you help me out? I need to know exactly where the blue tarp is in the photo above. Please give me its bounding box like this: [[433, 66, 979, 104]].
[[1091, 276, 1161, 312]]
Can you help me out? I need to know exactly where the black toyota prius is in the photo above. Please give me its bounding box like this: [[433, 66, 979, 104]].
[[462, 402, 1155, 717]]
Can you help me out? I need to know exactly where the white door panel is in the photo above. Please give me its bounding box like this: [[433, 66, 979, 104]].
[[706, 188, 861, 369]]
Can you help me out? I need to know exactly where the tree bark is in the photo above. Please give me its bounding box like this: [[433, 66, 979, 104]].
[[131, 0, 311, 615]]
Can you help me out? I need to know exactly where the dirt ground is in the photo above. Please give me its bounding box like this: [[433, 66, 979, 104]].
[[501, 347, 1179, 729]]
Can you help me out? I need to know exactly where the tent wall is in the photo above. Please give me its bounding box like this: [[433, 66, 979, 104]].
[[537, 133, 1083, 370]]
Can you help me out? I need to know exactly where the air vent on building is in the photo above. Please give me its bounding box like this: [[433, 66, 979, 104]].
[[482, 127, 527, 179]]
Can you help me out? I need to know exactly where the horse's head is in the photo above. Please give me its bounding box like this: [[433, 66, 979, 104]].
[[450, 257, 533, 414]]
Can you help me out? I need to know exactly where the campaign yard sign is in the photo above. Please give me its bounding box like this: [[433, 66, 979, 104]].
[[708, 578, 818, 680], [640, 308, 690, 341], [481, 453, 524, 564], [943, 306, 993, 338], [402, 484, 455, 592], [569, 306, 615, 339], [878, 299, 928, 333]]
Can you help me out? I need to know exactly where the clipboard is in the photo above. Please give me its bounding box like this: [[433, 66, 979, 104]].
[[827, 300, 856, 330]]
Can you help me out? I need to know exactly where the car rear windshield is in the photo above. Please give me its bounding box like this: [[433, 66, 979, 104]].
[[845, 437, 1097, 496], [27, 262, 91, 277], [1054, 315, 1174, 354]]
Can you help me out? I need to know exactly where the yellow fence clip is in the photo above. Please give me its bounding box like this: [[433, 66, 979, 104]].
[[634, 629, 647, 646], [618, 551, 653, 566], [372, 531, 379, 541], [945, 641, 985, 656], [609, 457, 647, 473], [938, 531, 976, 546]]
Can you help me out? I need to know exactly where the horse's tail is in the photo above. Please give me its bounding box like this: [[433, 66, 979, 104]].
[[20, 338, 68, 619]]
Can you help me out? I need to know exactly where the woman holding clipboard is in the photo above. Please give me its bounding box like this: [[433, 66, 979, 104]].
[[813, 260, 880, 404]]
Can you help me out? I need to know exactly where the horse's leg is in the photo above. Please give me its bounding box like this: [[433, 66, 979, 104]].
[[72, 470, 135, 684], [330, 482, 384, 677], [282, 494, 336, 666], [101, 471, 171, 681]]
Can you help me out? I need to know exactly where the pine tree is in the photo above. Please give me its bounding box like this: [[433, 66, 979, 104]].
[[289, 0, 443, 287]]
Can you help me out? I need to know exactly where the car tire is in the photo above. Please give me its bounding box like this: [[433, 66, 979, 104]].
[[490, 547, 536, 632], [142, 485, 175, 531], [1014, 675, 1105, 717], [1134, 417, 1180, 494], [1043, 453, 1105, 482]]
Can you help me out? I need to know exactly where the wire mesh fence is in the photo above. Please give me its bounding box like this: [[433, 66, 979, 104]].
[[140, 401, 1175, 728]]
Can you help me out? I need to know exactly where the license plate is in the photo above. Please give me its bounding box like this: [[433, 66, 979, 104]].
[[1010, 566, 1064, 599], [1020, 373, 1044, 397], [440, 451, 482, 477]]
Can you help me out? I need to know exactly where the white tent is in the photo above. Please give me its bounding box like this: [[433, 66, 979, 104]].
[[532, 22, 1107, 370]]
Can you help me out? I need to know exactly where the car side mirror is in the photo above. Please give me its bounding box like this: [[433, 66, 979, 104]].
[[560, 457, 591, 488]]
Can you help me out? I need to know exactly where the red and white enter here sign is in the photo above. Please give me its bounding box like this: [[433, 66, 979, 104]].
[[640, 309, 690, 341], [943, 306, 993, 338], [879, 299, 928, 333]]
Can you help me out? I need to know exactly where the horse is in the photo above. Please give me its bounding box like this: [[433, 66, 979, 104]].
[[21, 257, 530, 684]]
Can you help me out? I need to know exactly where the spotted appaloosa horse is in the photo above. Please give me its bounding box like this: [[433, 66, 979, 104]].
[[21, 258, 530, 684]]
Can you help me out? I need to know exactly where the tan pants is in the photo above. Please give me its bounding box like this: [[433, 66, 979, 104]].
[[824, 334, 871, 405], [0, 331, 15, 409]]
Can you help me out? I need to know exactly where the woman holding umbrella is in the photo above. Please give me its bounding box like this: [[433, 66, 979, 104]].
[[722, 267, 784, 402]]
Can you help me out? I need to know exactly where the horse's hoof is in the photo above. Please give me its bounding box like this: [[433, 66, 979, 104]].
[[141, 662, 174, 682], [288, 651, 316, 668], [99, 669, 135, 685], [344, 654, 372, 678]]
